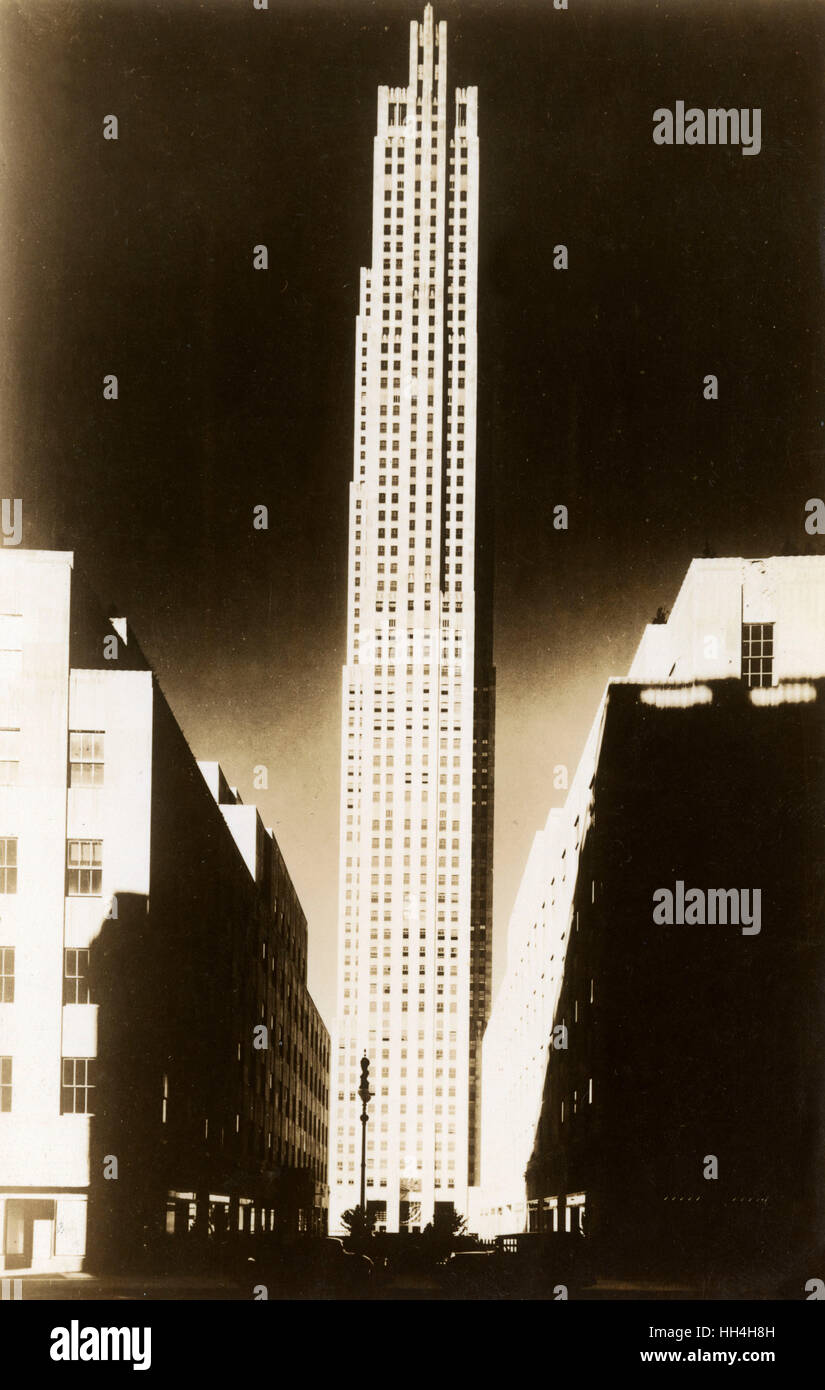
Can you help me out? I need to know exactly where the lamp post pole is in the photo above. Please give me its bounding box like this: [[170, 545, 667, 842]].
[[358, 1054, 373, 1224]]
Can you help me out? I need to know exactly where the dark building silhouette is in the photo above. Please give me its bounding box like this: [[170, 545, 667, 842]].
[[479, 557, 825, 1293], [525, 676, 825, 1292]]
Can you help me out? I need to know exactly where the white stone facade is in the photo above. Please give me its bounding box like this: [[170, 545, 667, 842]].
[[331, 5, 481, 1232]]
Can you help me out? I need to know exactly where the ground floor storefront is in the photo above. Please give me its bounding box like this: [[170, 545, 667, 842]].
[[0, 1192, 88, 1273], [1, 1176, 328, 1275]]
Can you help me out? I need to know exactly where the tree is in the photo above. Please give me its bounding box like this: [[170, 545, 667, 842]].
[[421, 1207, 468, 1262], [651, 606, 669, 625], [340, 1207, 377, 1241], [435, 1208, 467, 1239]]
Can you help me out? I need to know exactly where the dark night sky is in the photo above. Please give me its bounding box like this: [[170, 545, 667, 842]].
[[2, 0, 825, 1026]]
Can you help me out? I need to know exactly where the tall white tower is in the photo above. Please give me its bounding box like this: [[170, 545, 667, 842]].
[[330, 5, 492, 1235]]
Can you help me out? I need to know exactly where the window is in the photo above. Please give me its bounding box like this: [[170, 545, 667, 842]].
[[61, 1058, 95, 1114], [66, 840, 102, 896], [0, 729, 19, 785], [0, 838, 17, 894], [63, 948, 92, 1005], [69, 731, 104, 787], [0, 947, 13, 1003], [0, 1056, 11, 1111], [741, 622, 774, 688]]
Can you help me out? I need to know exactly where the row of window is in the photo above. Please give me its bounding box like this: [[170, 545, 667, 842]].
[[0, 730, 104, 787], [0, 1056, 94, 1114], [0, 947, 92, 1004], [0, 1055, 329, 1143], [0, 839, 103, 896]]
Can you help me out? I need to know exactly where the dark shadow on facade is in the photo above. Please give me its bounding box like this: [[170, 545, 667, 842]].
[[86, 893, 157, 1273], [525, 677, 825, 1297], [82, 678, 330, 1277]]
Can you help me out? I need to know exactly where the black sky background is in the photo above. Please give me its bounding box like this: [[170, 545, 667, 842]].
[[2, 0, 825, 1025]]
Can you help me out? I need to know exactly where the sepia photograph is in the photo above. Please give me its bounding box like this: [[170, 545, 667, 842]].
[[1, 0, 824, 1358]]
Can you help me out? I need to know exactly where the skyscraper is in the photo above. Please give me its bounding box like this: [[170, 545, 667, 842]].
[[330, 5, 493, 1234]]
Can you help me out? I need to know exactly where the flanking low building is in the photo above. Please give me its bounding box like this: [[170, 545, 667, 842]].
[[476, 557, 825, 1291], [0, 548, 329, 1273]]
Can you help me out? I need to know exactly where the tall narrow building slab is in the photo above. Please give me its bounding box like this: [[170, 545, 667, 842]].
[[330, 5, 493, 1233]]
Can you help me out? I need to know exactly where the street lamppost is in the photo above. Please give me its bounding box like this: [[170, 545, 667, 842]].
[[358, 1054, 373, 1225]]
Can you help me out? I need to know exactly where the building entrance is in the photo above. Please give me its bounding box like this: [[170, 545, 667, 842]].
[[3, 1199, 55, 1270]]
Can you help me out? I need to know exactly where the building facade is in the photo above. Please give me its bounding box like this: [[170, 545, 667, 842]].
[[0, 548, 329, 1273], [331, 4, 494, 1233], [477, 557, 825, 1288]]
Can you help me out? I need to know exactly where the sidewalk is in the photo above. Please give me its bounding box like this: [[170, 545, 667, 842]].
[[8, 1271, 248, 1300]]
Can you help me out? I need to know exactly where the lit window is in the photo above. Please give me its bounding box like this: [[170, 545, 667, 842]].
[[60, 1057, 96, 1115], [0, 838, 17, 894], [66, 840, 102, 897], [69, 731, 105, 787], [63, 948, 92, 1005], [0, 1056, 11, 1111], [741, 622, 774, 688], [0, 947, 14, 1003]]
